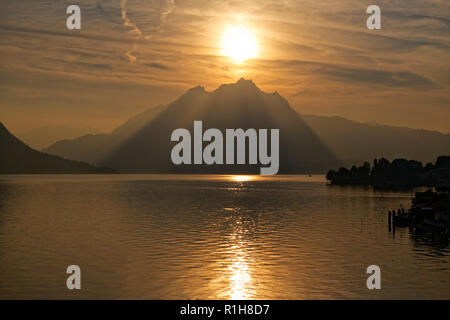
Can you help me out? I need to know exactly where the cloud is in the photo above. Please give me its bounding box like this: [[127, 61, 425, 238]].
[[145, 62, 172, 70], [120, 0, 142, 63], [321, 66, 436, 89], [119, 0, 176, 63], [255, 58, 436, 89], [160, 0, 176, 29], [384, 11, 450, 28]]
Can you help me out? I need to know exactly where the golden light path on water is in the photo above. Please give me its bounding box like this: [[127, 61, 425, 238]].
[[216, 222, 254, 300], [228, 244, 252, 299], [220, 175, 257, 299]]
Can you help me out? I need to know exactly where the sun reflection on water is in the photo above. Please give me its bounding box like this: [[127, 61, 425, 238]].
[[210, 205, 257, 299], [229, 175, 256, 182], [228, 246, 252, 299], [208, 175, 262, 299]]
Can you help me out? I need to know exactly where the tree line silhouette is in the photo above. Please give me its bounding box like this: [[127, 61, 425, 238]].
[[326, 156, 450, 188]]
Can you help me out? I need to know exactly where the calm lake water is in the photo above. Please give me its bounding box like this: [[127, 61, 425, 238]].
[[0, 174, 448, 299]]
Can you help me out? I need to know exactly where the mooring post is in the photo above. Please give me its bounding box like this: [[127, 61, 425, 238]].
[[388, 210, 392, 228]]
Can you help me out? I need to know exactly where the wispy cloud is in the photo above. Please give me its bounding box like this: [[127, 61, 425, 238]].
[[120, 0, 142, 62], [119, 0, 176, 62]]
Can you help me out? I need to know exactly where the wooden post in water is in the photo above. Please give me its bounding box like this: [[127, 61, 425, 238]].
[[392, 209, 397, 227], [388, 211, 392, 229]]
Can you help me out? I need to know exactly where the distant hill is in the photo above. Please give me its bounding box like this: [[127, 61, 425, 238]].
[[43, 105, 166, 165], [302, 115, 450, 167], [45, 79, 337, 173], [17, 125, 100, 150], [0, 122, 115, 174]]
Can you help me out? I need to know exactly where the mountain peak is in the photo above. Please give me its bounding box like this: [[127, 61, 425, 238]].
[[214, 78, 262, 94], [237, 77, 254, 84], [175, 85, 208, 103], [236, 77, 258, 89], [186, 85, 206, 94]]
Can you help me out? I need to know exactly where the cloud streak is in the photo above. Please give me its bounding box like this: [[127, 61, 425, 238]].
[[120, 0, 142, 62], [119, 0, 176, 63]]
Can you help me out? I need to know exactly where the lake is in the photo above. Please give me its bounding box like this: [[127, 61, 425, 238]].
[[0, 174, 448, 299]]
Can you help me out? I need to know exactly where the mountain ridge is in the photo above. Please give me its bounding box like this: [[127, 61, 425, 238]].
[[99, 78, 337, 173], [0, 121, 115, 174], [17, 124, 99, 150], [301, 114, 450, 167], [42, 79, 450, 173]]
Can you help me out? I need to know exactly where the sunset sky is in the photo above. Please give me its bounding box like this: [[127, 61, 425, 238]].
[[0, 0, 449, 134]]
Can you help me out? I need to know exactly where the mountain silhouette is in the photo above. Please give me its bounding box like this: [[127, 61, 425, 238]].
[[17, 124, 100, 150], [0, 122, 115, 174], [46, 78, 338, 173], [44, 79, 450, 173], [43, 104, 165, 165], [302, 115, 450, 167]]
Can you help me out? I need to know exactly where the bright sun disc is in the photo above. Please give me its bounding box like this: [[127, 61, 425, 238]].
[[221, 26, 258, 63]]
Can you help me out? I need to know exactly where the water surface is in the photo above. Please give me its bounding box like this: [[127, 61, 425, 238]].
[[0, 174, 448, 299]]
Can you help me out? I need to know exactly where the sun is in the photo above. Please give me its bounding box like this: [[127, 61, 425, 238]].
[[221, 26, 258, 63]]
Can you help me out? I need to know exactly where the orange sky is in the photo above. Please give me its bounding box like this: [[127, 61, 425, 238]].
[[0, 0, 449, 134]]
